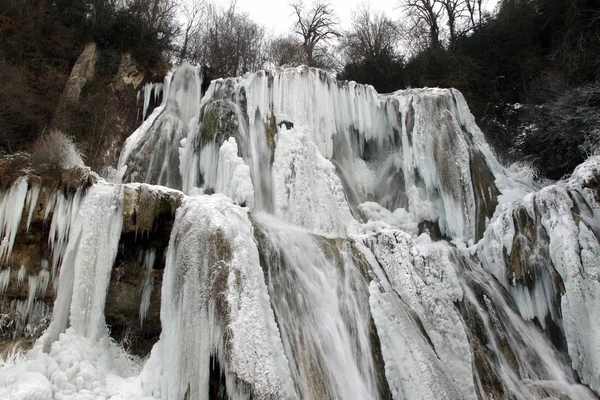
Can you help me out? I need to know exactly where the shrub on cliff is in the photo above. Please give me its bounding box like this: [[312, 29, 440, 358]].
[[30, 131, 84, 173]]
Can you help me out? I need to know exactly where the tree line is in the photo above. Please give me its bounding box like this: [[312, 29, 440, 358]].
[[1, 0, 599, 177]]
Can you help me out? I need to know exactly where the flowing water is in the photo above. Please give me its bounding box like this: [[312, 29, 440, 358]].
[[0, 65, 599, 400]]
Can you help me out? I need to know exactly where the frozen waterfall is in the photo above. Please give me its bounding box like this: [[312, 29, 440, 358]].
[[1, 65, 599, 400]]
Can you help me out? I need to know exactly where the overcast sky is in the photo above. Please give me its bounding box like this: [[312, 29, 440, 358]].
[[234, 0, 500, 35]]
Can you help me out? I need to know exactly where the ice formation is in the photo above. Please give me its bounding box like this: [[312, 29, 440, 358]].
[[1, 65, 600, 399], [148, 195, 295, 399]]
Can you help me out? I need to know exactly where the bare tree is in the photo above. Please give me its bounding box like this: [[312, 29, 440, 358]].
[[290, 0, 340, 68], [266, 35, 304, 67], [128, 0, 180, 52], [178, 0, 206, 62], [442, 0, 464, 49], [404, 0, 444, 50], [190, 2, 267, 77], [464, 0, 484, 31], [344, 6, 401, 63], [339, 5, 404, 91]]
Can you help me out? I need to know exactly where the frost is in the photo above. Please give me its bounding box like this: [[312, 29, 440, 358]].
[[215, 138, 254, 208], [45, 184, 123, 349], [0, 177, 28, 262], [354, 238, 462, 400], [359, 231, 475, 398], [154, 195, 295, 400], [272, 125, 353, 235], [3, 65, 600, 399]]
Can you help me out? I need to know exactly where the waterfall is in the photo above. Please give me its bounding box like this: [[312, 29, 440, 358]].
[[1, 65, 599, 400]]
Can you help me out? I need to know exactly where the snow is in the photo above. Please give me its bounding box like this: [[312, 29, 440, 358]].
[[3, 64, 600, 399], [214, 138, 255, 208], [354, 239, 462, 400], [272, 125, 353, 235], [153, 194, 295, 400]]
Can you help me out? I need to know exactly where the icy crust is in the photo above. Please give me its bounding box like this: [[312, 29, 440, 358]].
[[536, 186, 600, 393], [45, 184, 124, 348], [215, 138, 255, 208], [119, 64, 203, 190], [0, 184, 146, 400], [478, 179, 600, 393], [0, 177, 28, 262], [359, 230, 476, 398], [0, 328, 145, 400], [152, 194, 295, 400], [234, 67, 389, 160], [354, 202, 419, 235], [120, 65, 501, 240], [568, 155, 600, 187], [567, 154, 600, 206], [253, 214, 382, 400], [272, 126, 353, 236], [352, 240, 461, 399], [395, 90, 476, 240]]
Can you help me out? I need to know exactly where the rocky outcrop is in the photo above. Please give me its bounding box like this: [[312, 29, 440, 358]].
[[52, 43, 99, 132]]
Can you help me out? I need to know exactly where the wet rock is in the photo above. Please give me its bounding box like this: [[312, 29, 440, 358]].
[[199, 100, 243, 150], [470, 149, 499, 241]]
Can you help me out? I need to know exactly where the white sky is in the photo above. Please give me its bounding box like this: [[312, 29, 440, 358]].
[[234, 0, 499, 35], [235, 0, 402, 34]]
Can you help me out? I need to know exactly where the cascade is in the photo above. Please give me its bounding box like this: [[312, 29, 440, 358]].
[[0, 65, 599, 400]]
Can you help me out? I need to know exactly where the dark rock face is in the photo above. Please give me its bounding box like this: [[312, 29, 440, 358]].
[[470, 148, 500, 241]]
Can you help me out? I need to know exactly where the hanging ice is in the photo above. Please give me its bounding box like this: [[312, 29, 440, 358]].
[[44, 183, 123, 348], [1, 65, 600, 400], [149, 194, 295, 400]]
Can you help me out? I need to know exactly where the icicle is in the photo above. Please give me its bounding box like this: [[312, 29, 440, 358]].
[[17, 265, 26, 287], [25, 184, 40, 231], [154, 195, 295, 399], [0, 267, 11, 294], [22, 275, 39, 325], [0, 177, 28, 261], [139, 248, 156, 327], [45, 184, 123, 350], [142, 82, 153, 121], [43, 190, 57, 221], [47, 189, 83, 285]]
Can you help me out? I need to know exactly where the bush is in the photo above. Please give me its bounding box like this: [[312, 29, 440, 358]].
[[515, 83, 600, 179], [30, 131, 84, 173]]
